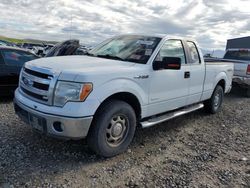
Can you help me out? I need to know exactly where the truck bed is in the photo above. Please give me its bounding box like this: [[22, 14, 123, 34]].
[[204, 57, 233, 63], [205, 58, 250, 78], [203, 59, 234, 95]]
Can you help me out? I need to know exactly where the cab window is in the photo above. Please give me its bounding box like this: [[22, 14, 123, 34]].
[[187, 41, 200, 64], [154, 40, 186, 64]]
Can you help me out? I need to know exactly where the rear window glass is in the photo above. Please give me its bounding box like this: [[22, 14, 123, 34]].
[[224, 50, 250, 61], [2, 50, 37, 66], [187, 41, 200, 64]]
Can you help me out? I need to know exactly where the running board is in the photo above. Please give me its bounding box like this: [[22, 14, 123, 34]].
[[141, 103, 204, 128]]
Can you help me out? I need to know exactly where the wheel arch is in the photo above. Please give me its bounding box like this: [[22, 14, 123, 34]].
[[96, 92, 142, 120], [214, 71, 227, 93], [215, 79, 226, 92]]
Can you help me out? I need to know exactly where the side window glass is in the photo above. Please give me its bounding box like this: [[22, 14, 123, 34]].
[[187, 41, 200, 64], [1, 50, 37, 66], [155, 40, 186, 64]]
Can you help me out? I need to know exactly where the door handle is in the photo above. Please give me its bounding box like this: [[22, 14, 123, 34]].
[[184, 71, 190, 79]]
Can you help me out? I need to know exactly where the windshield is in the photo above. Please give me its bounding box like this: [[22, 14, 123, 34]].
[[89, 35, 162, 64], [224, 50, 250, 61]]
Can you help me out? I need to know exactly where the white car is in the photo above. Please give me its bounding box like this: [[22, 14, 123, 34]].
[[14, 34, 234, 157]]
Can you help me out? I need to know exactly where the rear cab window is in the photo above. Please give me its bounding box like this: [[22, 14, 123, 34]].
[[187, 41, 201, 64], [224, 49, 250, 61]]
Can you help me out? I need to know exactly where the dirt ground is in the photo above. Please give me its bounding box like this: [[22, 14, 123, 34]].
[[0, 86, 249, 188]]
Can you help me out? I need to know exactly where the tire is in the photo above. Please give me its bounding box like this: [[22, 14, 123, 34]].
[[204, 85, 224, 114], [87, 100, 136, 157]]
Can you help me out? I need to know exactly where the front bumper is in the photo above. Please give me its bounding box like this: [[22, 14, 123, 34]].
[[14, 98, 93, 140], [233, 76, 250, 88]]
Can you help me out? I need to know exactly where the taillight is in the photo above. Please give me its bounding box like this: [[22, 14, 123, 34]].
[[247, 65, 250, 75]]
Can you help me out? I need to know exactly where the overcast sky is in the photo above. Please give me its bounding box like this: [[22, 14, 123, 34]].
[[0, 0, 250, 49]]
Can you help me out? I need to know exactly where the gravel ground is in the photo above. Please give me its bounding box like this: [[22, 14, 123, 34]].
[[0, 86, 249, 188]]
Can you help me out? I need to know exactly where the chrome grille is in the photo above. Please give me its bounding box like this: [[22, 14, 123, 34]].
[[19, 66, 56, 105]]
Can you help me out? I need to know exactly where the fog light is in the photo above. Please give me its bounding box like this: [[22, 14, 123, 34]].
[[53, 122, 63, 132]]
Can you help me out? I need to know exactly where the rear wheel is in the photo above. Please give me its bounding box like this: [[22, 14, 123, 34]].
[[204, 85, 224, 114], [87, 100, 136, 157]]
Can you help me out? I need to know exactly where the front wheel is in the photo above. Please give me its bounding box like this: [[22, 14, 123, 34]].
[[204, 85, 224, 114], [87, 100, 136, 157]]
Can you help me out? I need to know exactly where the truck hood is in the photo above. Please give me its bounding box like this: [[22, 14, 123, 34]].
[[25, 55, 136, 74], [25, 55, 139, 81]]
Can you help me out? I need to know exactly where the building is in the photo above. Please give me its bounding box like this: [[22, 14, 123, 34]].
[[226, 36, 250, 49]]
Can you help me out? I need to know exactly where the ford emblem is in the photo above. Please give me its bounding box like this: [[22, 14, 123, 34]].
[[23, 77, 33, 87]]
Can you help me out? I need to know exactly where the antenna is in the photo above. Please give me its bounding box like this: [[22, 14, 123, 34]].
[[70, 13, 72, 39]]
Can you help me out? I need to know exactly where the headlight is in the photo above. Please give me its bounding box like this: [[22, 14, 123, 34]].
[[53, 81, 93, 107]]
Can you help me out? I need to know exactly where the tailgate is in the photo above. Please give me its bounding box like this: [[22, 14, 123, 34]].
[[223, 59, 250, 77], [234, 62, 249, 77]]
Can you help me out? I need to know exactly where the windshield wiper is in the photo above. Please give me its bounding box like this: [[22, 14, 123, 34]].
[[96, 54, 125, 61]]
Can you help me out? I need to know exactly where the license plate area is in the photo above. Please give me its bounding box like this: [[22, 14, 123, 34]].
[[29, 114, 46, 132]]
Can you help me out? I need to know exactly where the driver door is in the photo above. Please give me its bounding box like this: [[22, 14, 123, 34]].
[[147, 40, 190, 116]]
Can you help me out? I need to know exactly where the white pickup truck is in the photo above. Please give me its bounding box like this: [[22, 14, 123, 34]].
[[223, 49, 250, 97], [14, 34, 233, 157]]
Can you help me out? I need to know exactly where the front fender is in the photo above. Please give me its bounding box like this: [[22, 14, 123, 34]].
[[94, 78, 148, 106]]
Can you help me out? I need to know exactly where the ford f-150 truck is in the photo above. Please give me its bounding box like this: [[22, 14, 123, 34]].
[[223, 49, 250, 97], [14, 34, 234, 157]]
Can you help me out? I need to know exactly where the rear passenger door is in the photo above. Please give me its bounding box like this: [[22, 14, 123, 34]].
[[185, 41, 205, 104]]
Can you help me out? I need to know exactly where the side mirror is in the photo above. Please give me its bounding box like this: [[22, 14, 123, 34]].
[[153, 57, 181, 70]]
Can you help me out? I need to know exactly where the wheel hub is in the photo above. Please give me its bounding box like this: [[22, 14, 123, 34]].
[[214, 92, 220, 107], [106, 115, 128, 147], [112, 123, 123, 137]]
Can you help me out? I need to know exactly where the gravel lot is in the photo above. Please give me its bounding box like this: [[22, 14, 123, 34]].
[[0, 86, 249, 188]]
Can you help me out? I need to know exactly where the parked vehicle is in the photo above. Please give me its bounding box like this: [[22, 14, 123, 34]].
[[0, 40, 16, 47], [45, 40, 80, 57], [223, 49, 250, 97], [32, 46, 45, 57], [14, 34, 233, 157], [22, 43, 44, 50], [15, 43, 23, 48], [0, 46, 38, 96], [32, 44, 55, 57], [0, 41, 7, 46], [45, 40, 90, 57], [43, 44, 54, 55]]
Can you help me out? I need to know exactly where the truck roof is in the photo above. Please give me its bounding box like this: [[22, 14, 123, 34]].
[[118, 33, 196, 42]]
